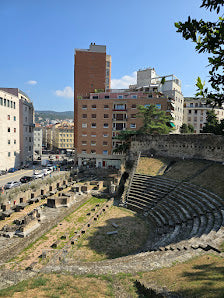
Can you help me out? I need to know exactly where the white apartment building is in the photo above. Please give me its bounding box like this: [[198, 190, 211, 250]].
[[183, 97, 224, 133], [130, 68, 184, 132], [0, 88, 35, 165], [34, 124, 43, 156], [0, 90, 20, 170]]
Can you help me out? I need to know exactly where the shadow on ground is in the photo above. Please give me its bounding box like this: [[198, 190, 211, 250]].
[[85, 213, 149, 259]]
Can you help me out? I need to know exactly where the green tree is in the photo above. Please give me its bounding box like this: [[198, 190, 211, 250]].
[[202, 110, 219, 133], [113, 130, 137, 154], [175, 0, 224, 106], [137, 104, 173, 134], [180, 123, 194, 134]]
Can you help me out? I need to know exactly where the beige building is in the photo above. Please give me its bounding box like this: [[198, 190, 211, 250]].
[[0, 90, 20, 170], [52, 123, 74, 152], [183, 97, 224, 133]]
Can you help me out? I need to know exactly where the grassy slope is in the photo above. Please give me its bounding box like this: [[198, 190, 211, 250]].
[[1, 254, 224, 298], [136, 157, 169, 176]]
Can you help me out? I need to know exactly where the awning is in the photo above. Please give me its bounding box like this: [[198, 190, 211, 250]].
[[169, 122, 175, 128]]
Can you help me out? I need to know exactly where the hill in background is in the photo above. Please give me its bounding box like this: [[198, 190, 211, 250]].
[[35, 110, 74, 122]]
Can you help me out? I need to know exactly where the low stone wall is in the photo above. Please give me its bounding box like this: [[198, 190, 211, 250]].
[[129, 134, 224, 162], [0, 195, 89, 262]]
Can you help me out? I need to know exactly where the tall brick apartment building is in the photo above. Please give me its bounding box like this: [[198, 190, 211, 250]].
[[74, 44, 183, 169]]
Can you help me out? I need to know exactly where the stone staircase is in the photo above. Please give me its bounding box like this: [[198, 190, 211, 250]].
[[125, 173, 224, 252]]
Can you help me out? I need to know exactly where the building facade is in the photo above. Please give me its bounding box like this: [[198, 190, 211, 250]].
[[0, 88, 35, 165], [183, 97, 224, 133], [74, 44, 183, 168], [52, 123, 74, 152], [130, 68, 184, 132], [0, 90, 20, 170], [76, 90, 175, 168], [74, 43, 111, 149], [34, 124, 43, 156]]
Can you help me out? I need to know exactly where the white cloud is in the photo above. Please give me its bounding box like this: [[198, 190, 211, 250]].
[[55, 86, 73, 98], [111, 71, 137, 89], [26, 80, 37, 85]]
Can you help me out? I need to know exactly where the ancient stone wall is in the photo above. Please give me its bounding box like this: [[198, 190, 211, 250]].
[[129, 134, 224, 162]]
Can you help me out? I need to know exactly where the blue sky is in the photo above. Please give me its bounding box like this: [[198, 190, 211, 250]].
[[0, 0, 219, 112]]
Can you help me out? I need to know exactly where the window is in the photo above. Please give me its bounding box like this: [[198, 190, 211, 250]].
[[104, 114, 109, 118], [82, 141, 87, 145], [106, 61, 110, 67], [114, 104, 126, 110], [104, 95, 109, 99], [103, 133, 108, 137], [82, 123, 87, 128], [104, 123, 109, 128], [8, 152, 10, 157], [0, 97, 2, 105], [8, 140, 10, 144], [91, 123, 96, 128], [132, 95, 137, 99], [8, 127, 10, 132], [104, 104, 109, 109], [4, 99, 6, 106], [195, 110, 197, 114], [82, 114, 87, 118], [92, 96, 98, 99], [92, 104, 96, 109], [91, 140, 96, 146], [156, 104, 161, 109], [14, 128, 16, 133], [82, 105, 87, 109], [14, 151, 16, 156], [82, 150, 86, 154], [29, 146, 31, 151], [25, 116, 28, 122], [7, 100, 9, 107], [82, 133, 87, 137], [188, 117, 191, 121], [130, 123, 136, 128], [14, 140, 16, 144], [131, 114, 136, 118], [131, 104, 136, 109], [91, 114, 96, 118], [118, 95, 123, 99], [188, 110, 192, 114], [7, 115, 10, 120], [10, 101, 13, 108], [103, 150, 108, 155], [29, 137, 32, 142], [148, 94, 152, 98], [91, 150, 96, 154], [103, 141, 108, 146], [91, 134, 96, 137], [190, 103, 193, 107], [14, 116, 16, 121], [13, 102, 15, 109]]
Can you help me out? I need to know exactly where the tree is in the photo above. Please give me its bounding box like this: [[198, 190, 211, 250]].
[[113, 130, 137, 154], [137, 104, 174, 134], [180, 123, 194, 134], [202, 109, 224, 135], [175, 0, 224, 106]]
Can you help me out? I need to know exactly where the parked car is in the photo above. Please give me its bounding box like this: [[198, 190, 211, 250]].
[[42, 168, 51, 176], [0, 170, 7, 176], [4, 181, 21, 189], [37, 156, 41, 160], [32, 172, 45, 179], [20, 176, 34, 183], [8, 168, 18, 173]]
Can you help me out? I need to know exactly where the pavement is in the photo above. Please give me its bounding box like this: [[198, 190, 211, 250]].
[[0, 169, 34, 187]]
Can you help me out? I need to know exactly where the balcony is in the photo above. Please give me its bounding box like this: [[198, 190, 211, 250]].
[[112, 108, 127, 112]]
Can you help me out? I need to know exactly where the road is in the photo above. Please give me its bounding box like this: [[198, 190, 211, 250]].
[[0, 169, 34, 187]]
